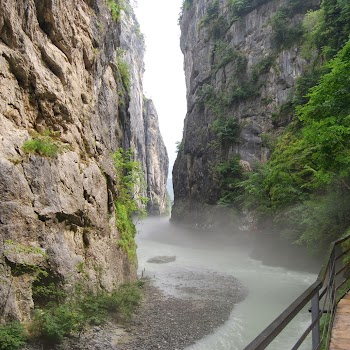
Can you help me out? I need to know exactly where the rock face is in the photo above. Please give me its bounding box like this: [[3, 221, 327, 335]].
[[172, 0, 319, 226], [120, 13, 168, 215], [143, 98, 169, 215], [0, 0, 167, 322]]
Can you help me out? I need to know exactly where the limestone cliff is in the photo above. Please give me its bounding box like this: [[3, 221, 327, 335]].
[[0, 0, 167, 322], [172, 0, 319, 226], [143, 98, 169, 215], [120, 12, 169, 214]]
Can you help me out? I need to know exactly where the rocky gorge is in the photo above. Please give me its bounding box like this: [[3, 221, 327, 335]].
[[0, 0, 168, 323]]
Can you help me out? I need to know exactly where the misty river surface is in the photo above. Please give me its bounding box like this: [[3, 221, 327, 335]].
[[136, 217, 319, 350]]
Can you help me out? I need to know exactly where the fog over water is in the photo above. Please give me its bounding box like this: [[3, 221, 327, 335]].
[[136, 217, 320, 350]]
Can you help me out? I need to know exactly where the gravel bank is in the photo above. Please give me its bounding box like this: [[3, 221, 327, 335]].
[[119, 270, 247, 350], [24, 269, 247, 350]]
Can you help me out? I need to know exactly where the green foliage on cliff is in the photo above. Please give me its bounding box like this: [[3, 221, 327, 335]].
[[175, 140, 184, 153], [212, 40, 247, 73], [117, 49, 130, 92], [316, 0, 350, 58], [22, 130, 72, 158], [107, 0, 124, 21], [239, 38, 350, 251], [113, 148, 147, 263], [197, 79, 259, 118], [0, 322, 27, 350], [301, 0, 350, 62], [202, 2, 230, 39], [251, 55, 275, 81], [212, 117, 241, 147], [22, 132, 60, 158], [182, 0, 193, 10], [216, 156, 243, 207], [270, 10, 304, 49], [229, 0, 270, 18]]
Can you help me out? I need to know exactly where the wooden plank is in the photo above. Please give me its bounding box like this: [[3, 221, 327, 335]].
[[331, 330, 350, 339], [330, 339, 350, 349], [330, 292, 350, 350]]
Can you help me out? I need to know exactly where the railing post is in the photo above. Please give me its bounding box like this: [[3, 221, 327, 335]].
[[311, 291, 320, 350]]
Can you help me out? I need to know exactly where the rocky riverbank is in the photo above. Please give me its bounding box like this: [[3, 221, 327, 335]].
[[24, 270, 247, 350], [119, 271, 247, 350]]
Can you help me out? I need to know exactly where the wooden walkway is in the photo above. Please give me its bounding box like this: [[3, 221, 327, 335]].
[[330, 292, 350, 350]]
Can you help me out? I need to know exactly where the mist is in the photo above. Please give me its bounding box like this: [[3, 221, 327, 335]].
[[136, 216, 319, 349]]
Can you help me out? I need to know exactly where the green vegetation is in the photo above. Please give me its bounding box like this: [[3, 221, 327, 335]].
[[215, 156, 243, 207], [21, 129, 71, 158], [251, 55, 274, 82], [182, 0, 193, 11], [31, 282, 143, 344], [212, 41, 247, 73], [270, 11, 304, 49], [197, 0, 350, 254], [197, 79, 258, 118], [32, 270, 66, 306], [113, 148, 147, 263], [301, 0, 350, 60], [211, 117, 241, 147], [117, 49, 131, 92], [200, 0, 230, 39], [229, 0, 270, 18], [315, 0, 350, 58], [107, 0, 124, 21], [238, 38, 350, 252], [0, 322, 27, 350], [22, 130, 61, 158], [175, 140, 184, 153], [4, 240, 47, 257]]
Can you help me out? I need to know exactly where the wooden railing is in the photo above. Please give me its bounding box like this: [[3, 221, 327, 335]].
[[243, 233, 350, 350]]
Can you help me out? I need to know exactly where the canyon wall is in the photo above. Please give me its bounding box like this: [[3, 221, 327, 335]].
[[0, 0, 167, 322], [172, 0, 319, 227]]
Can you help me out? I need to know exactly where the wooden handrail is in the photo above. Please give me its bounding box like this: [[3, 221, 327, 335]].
[[243, 232, 350, 350]]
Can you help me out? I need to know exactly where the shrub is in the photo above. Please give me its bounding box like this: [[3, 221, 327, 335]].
[[270, 10, 304, 49], [115, 201, 137, 263], [215, 156, 244, 206], [113, 148, 148, 262], [251, 55, 274, 81], [32, 282, 143, 344], [175, 141, 184, 153], [32, 304, 82, 344], [76, 293, 109, 326], [182, 0, 193, 10], [229, 0, 270, 18], [212, 117, 241, 147], [107, 0, 124, 21], [0, 322, 27, 350], [200, 0, 230, 39], [22, 137, 59, 157], [212, 41, 247, 72], [108, 283, 143, 319], [117, 49, 130, 92]]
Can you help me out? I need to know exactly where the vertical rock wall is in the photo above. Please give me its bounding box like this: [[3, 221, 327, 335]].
[[172, 0, 319, 226], [0, 0, 167, 322], [143, 98, 169, 215], [120, 9, 169, 215]]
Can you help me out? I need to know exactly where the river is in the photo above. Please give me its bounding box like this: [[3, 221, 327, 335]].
[[136, 217, 319, 350]]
